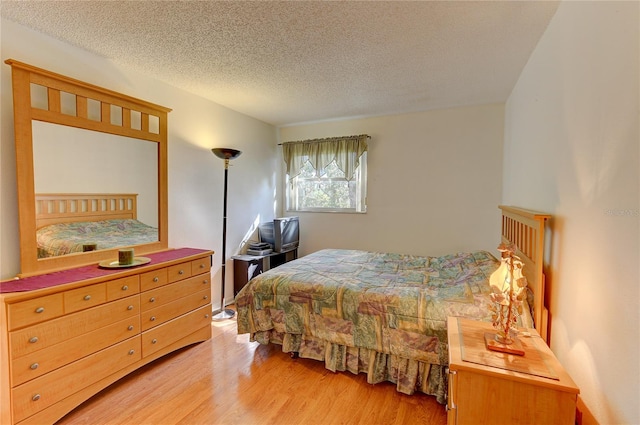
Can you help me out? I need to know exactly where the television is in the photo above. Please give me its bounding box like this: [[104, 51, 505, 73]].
[[259, 216, 300, 253]]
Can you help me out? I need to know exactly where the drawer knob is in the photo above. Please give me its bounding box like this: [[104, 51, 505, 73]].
[[178, 270, 184, 275], [150, 316, 156, 321], [203, 295, 208, 300], [199, 264, 205, 269], [128, 349, 135, 355], [83, 295, 92, 301], [127, 305, 134, 311], [30, 363, 39, 370], [32, 394, 41, 401], [128, 325, 134, 331], [35, 307, 44, 314], [152, 338, 157, 344], [205, 314, 209, 319], [203, 279, 209, 284], [29, 336, 39, 344], [153, 277, 159, 282], [149, 297, 156, 303], [122, 285, 129, 291]]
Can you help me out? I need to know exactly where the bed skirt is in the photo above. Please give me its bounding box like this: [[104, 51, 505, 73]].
[[249, 329, 448, 404]]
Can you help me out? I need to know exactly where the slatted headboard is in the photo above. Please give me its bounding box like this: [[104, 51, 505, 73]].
[[35, 193, 138, 229], [499, 205, 551, 343]]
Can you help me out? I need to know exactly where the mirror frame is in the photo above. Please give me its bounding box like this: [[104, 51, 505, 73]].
[[6, 59, 170, 277]]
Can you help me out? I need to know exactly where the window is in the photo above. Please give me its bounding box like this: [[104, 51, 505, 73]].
[[283, 135, 368, 213]]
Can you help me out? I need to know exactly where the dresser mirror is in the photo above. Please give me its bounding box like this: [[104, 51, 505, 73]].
[[32, 122, 159, 228], [6, 59, 170, 276]]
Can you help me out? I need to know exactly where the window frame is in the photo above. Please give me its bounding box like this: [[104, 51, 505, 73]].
[[285, 152, 367, 214]]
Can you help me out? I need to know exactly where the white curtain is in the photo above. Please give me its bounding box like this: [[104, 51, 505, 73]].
[[282, 134, 368, 181]]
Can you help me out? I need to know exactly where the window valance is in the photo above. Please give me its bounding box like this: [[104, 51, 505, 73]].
[[282, 134, 369, 181]]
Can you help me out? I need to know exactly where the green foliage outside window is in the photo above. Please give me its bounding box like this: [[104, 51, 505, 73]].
[[288, 158, 364, 212], [295, 161, 356, 209]]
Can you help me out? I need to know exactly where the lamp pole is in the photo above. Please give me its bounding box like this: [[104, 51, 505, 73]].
[[211, 148, 241, 320]]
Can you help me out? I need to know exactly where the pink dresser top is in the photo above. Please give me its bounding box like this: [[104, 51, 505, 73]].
[[0, 248, 211, 293]]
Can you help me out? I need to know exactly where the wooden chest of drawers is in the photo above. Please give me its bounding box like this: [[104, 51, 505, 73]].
[[0, 248, 213, 425]]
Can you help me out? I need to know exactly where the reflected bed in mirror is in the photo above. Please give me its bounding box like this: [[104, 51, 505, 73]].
[[32, 121, 159, 228], [6, 59, 171, 276], [35, 193, 158, 258], [32, 121, 159, 259]]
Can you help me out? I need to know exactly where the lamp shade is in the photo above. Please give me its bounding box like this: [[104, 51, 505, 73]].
[[212, 148, 242, 160], [489, 259, 511, 304]]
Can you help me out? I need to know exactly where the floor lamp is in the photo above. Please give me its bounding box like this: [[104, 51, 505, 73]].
[[211, 147, 242, 321]]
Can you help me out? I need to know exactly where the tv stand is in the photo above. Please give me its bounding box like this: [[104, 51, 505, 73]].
[[232, 247, 298, 296]]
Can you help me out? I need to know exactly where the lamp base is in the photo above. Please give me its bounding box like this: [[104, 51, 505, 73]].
[[484, 332, 525, 356], [212, 308, 236, 321]]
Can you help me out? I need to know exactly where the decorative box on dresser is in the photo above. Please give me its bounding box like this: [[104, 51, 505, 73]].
[[446, 317, 579, 425], [0, 248, 213, 425]]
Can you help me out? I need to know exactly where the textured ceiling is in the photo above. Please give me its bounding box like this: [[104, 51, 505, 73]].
[[1, 1, 559, 126]]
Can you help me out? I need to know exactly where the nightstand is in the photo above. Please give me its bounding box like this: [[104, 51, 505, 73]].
[[232, 247, 298, 296], [446, 317, 579, 425]]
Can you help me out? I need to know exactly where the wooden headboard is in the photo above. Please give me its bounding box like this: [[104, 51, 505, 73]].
[[499, 205, 551, 343], [35, 193, 138, 229]]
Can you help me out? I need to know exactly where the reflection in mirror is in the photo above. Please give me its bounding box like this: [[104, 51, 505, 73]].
[[32, 121, 159, 258], [32, 122, 158, 225]]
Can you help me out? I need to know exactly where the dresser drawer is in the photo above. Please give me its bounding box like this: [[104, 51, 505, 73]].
[[11, 336, 142, 423], [191, 256, 211, 276], [141, 288, 211, 331], [7, 294, 64, 331], [11, 315, 140, 386], [142, 304, 211, 357], [141, 274, 211, 312], [10, 296, 139, 359], [140, 268, 168, 292], [63, 283, 107, 313], [106, 275, 140, 301], [168, 261, 192, 283]]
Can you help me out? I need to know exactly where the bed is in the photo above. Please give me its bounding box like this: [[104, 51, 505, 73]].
[[35, 193, 158, 258], [235, 206, 550, 404]]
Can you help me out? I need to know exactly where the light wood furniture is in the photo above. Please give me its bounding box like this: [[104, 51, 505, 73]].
[[446, 317, 578, 425], [0, 248, 213, 425], [35, 193, 139, 228], [499, 205, 551, 342], [5, 59, 171, 277]]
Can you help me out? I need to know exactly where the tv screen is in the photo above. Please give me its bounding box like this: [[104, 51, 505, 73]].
[[275, 216, 299, 252], [259, 216, 299, 253]]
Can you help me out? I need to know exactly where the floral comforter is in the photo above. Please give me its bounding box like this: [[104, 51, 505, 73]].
[[236, 248, 502, 404], [36, 219, 158, 258]]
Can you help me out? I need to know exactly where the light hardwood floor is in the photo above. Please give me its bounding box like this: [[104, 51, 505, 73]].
[[57, 314, 447, 425]]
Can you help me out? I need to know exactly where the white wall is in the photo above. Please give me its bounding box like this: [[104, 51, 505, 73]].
[[0, 19, 278, 310], [503, 2, 639, 424], [278, 103, 505, 258]]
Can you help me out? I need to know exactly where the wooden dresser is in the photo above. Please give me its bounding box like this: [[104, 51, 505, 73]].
[[0, 248, 213, 425], [447, 317, 579, 425]]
